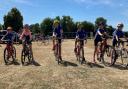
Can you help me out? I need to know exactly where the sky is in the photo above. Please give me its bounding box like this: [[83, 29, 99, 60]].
[[0, 0, 128, 31]]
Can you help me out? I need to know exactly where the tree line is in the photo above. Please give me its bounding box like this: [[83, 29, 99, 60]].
[[0, 7, 128, 37]]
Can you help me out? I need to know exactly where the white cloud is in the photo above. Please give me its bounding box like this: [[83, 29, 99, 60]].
[[9, 0, 37, 7], [74, 0, 113, 5]]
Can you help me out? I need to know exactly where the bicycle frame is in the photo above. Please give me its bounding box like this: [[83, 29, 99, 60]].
[[6, 43, 14, 58]]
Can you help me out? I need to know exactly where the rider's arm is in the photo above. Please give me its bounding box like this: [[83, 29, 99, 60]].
[[115, 35, 119, 41], [97, 30, 103, 36], [1, 33, 8, 41], [12, 33, 16, 42], [84, 32, 87, 44], [20, 31, 24, 40], [29, 32, 32, 40], [75, 32, 78, 48]]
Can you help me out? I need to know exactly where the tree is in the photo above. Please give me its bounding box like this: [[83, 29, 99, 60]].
[[106, 25, 115, 36], [40, 17, 53, 35], [82, 21, 94, 32], [61, 16, 75, 32], [0, 23, 3, 30], [55, 16, 61, 21], [95, 17, 107, 29], [30, 23, 41, 34], [4, 7, 23, 32]]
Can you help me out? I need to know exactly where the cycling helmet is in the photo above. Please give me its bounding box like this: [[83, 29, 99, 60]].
[[117, 23, 124, 28], [77, 22, 82, 28], [23, 24, 30, 29], [7, 26, 13, 30], [53, 20, 60, 24]]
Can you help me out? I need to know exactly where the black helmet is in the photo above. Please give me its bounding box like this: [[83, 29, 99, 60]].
[[23, 24, 30, 29]]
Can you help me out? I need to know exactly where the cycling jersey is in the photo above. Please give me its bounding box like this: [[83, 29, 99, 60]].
[[20, 30, 32, 44], [112, 29, 124, 47], [20, 31, 32, 41], [94, 29, 105, 41], [3, 31, 15, 43], [53, 25, 62, 38], [94, 29, 105, 46], [76, 30, 86, 39], [113, 29, 124, 40]]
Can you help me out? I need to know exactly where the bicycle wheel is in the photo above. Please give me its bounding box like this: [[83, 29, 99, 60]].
[[121, 48, 128, 64], [4, 48, 9, 65], [110, 49, 117, 66], [105, 45, 111, 57], [28, 50, 33, 63], [21, 49, 26, 65], [76, 46, 80, 62], [79, 48, 83, 64], [12, 46, 16, 62], [121, 48, 128, 58], [54, 44, 58, 61]]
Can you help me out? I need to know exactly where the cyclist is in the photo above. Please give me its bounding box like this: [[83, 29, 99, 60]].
[[74, 23, 87, 63], [52, 20, 63, 59], [1, 26, 16, 58], [20, 24, 34, 60], [112, 23, 124, 48], [93, 22, 106, 63]]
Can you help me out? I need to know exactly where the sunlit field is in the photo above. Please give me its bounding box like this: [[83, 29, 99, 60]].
[[0, 39, 128, 89]]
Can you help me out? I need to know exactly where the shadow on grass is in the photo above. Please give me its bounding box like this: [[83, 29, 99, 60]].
[[109, 62, 128, 70], [5, 59, 20, 65], [61, 60, 78, 67], [21, 59, 41, 66], [86, 62, 104, 68], [13, 60, 20, 65], [31, 59, 41, 66]]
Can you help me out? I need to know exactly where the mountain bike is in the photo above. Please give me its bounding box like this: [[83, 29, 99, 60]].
[[2, 40, 16, 65], [110, 40, 128, 66], [21, 40, 33, 65], [54, 37, 62, 64], [75, 39, 86, 64]]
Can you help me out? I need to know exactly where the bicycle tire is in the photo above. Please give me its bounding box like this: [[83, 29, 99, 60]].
[[110, 49, 117, 66], [21, 49, 26, 65], [4, 48, 8, 65], [12, 47, 16, 61]]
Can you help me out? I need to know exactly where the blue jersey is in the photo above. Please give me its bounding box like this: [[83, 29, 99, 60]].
[[94, 29, 105, 40], [3, 31, 15, 42], [76, 30, 86, 39], [53, 25, 62, 38], [113, 29, 124, 40]]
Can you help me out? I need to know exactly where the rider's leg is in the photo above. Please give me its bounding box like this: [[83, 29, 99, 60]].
[[58, 39, 62, 58], [93, 47, 97, 63], [81, 41, 85, 58], [74, 39, 77, 52], [52, 37, 55, 50], [93, 40, 98, 63]]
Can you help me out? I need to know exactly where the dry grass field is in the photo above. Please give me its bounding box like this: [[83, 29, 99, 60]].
[[0, 39, 128, 89]]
